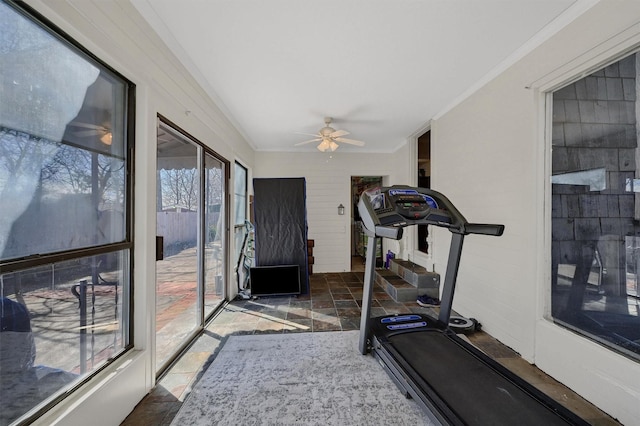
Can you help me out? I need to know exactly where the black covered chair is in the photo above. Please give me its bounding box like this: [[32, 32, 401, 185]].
[[0, 297, 75, 424]]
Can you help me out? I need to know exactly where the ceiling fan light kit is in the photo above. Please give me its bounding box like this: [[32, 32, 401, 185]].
[[295, 117, 365, 152], [100, 132, 113, 145], [317, 139, 339, 152]]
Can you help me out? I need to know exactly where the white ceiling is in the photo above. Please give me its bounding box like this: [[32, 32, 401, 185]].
[[133, 0, 588, 153]]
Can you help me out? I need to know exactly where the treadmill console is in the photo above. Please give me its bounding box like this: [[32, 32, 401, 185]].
[[386, 188, 452, 224], [358, 186, 463, 239], [358, 185, 504, 241]]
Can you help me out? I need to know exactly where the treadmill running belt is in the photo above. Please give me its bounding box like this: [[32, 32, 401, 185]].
[[389, 331, 574, 425]]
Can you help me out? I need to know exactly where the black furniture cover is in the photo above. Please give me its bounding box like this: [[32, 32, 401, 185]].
[[252, 178, 309, 294]]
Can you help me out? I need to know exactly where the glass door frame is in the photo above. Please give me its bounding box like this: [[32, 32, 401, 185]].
[[203, 151, 228, 321], [156, 115, 229, 376]]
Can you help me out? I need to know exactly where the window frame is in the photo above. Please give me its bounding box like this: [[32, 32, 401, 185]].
[[0, 0, 136, 418]]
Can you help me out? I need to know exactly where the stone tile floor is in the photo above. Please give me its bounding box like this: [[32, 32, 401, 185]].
[[121, 269, 620, 425]]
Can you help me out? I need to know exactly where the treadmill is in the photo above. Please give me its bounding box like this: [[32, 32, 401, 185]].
[[358, 185, 588, 426]]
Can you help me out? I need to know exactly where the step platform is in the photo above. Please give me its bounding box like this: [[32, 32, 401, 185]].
[[375, 259, 440, 303]]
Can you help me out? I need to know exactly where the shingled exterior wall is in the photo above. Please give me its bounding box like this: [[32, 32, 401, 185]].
[[551, 53, 638, 314]]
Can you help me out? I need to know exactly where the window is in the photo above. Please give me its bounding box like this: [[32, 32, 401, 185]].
[[0, 2, 134, 423], [551, 52, 640, 361], [232, 162, 249, 286], [234, 162, 247, 226]]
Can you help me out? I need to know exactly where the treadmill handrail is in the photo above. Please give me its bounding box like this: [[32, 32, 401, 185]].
[[463, 223, 505, 236]]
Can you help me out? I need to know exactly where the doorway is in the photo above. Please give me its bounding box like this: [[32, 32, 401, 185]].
[[417, 131, 431, 254], [351, 176, 383, 271]]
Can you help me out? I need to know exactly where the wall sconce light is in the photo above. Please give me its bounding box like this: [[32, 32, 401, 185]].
[[338, 204, 345, 215]]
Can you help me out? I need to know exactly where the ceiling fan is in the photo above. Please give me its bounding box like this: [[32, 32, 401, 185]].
[[295, 117, 365, 152]]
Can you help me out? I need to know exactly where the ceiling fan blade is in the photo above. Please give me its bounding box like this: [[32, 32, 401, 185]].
[[70, 122, 107, 131], [73, 129, 102, 137], [294, 132, 322, 138], [330, 129, 349, 138], [335, 137, 365, 146], [294, 138, 321, 146]]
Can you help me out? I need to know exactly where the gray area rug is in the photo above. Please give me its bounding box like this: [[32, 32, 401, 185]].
[[171, 330, 434, 425]]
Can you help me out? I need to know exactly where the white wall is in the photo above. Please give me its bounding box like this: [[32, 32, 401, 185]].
[[23, 1, 254, 425], [254, 147, 411, 273], [431, 1, 640, 423]]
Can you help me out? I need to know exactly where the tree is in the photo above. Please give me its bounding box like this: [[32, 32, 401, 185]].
[[159, 168, 199, 211]]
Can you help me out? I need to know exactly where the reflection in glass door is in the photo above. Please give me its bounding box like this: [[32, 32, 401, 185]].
[[155, 119, 227, 373]]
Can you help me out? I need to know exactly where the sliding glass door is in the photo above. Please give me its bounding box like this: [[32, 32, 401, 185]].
[[155, 118, 227, 373]]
